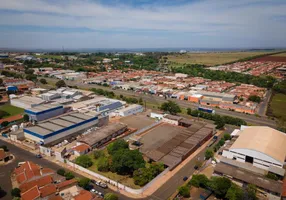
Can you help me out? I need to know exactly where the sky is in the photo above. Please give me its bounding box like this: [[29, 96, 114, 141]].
[[0, 0, 286, 49]]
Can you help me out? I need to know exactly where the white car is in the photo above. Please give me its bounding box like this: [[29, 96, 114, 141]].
[[90, 189, 96, 194]]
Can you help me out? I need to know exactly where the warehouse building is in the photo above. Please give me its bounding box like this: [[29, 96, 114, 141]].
[[222, 126, 286, 175], [23, 112, 99, 145], [144, 121, 215, 170], [10, 96, 45, 109], [78, 123, 127, 148], [24, 104, 64, 122], [115, 104, 143, 117], [199, 91, 236, 103]]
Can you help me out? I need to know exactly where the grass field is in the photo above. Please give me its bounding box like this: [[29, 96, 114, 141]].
[[87, 150, 141, 189], [0, 105, 24, 118], [167, 51, 277, 66], [269, 93, 286, 120], [271, 52, 286, 57]]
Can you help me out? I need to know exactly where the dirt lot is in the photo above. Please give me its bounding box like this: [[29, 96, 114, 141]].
[[139, 123, 183, 153], [251, 55, 286, 62], [167, 51, 275, 66], [119, 112, 156, 130]]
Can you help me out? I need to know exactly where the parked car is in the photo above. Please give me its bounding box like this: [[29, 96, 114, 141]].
[[183, 176, 188, 181], [90, 189, 96, 194], [36, 154, 42, 158], [99, 182, 108, 189]]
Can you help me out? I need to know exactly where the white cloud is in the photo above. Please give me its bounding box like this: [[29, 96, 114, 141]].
[[0, 0, 286, 48]]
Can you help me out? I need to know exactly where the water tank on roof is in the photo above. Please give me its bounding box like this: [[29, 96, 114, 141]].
[[7, 86, 18, 92]]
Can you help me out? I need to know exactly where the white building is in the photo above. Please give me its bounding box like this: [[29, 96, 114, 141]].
[[222, 126, 286, 174], [116, 104, 143, 117]]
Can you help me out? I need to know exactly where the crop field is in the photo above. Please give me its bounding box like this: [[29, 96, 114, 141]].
[[269, 93, 286, 120], [167, 51, 277, 66], [271, 52, 286, 57]]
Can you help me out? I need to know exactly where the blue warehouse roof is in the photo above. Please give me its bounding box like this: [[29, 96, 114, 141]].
[[24, 112, 98, 139], [25, 104, 63, 115]]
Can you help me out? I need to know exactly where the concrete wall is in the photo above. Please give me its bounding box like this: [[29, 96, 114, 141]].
[[162, 118, 178, 126], [64, 159, 169, 195]]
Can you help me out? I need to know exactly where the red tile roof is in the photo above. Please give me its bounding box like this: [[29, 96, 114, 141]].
[[0, 149, 6, 160], [56, 179, 77, 190], [21, 185, 40, 200], [14, 161, 41, 184], [20, 175, 53, 192], [39, 184, 57, 198], [73, 144, 91, 153], [74, 190, 93, 200], [42, 168, 54, 174]]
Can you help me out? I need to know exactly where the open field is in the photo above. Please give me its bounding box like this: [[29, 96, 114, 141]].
[[167, 51, 278, 66], [0, 105, 24, 118], [269, 93, 286, 120], [271, 52, 286, 57], [87, 150, 141, 189]]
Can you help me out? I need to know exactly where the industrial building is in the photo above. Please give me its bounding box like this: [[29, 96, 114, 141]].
[[70, 97, 125, 115], [23, 112, 99, 145], [78, 123, 127, 148], [142, 121, 215, 170], [10, 96, 45, 109], [198, 91, 236, 103], [222, 126, 286, 175], [24, 104, 64, 122], [115, 104, 143, 117]]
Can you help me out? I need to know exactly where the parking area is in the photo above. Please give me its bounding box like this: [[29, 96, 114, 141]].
[[119, 112, 156, 130], [139, 123, 183, 153]]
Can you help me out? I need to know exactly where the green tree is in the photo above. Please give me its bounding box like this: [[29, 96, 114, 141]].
[[39, 78, 47, 84], [25, 74, 38, 82], [104, 193, 118, 200], [55, 80, 66, 88], [94, 150, 104, 159], [133, 162, 164, 186], [64, 172, 75, 180], [187, 108, 192, 115], [265, 172, 279, 181], [97, 157, 110, 172], [178, 185, 190, 198], [245, 184, 257, 200], [110, 149, 145, 175], [139, 98, 143, 105], [1, 121, 9, 127], [223, 133, 231, 141], [78, 178, 90, 190], [205, 149, 214, 160], [11, 188, 21, 197], [23, 114, 29, 122], [0, 145, 8, 152], [248, 95, 261, 103], [24, 69, 34, 75], [215, 118, 225, 129], [57, 168, 66, 176], [226, 184, 243, 200], [208, 176, 231, 198], [189, 174, 209, 188], [75, 155, 93, 168], [107, 139, 129, 155], [160, 100, 181, 115], [0, 78, 3, 85]]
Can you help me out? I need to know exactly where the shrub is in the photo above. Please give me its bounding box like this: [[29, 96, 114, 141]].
[[78, 178, 90, 189], [189, 174, 209, 188], [266, 173, 279, 181], [94, 150, 104, 159], [64, 172, 75, 180], [57, 168, 66, 176], [11, 188, 21, 197], [75, 155, 93, 168], [178, 185, 190, 198], [104, 193, 118, 200], [205, 149, 214, 160], [97, 157, 110, 172], [223, 133, 231, 141]]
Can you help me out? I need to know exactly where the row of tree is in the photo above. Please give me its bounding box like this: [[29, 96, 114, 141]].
[[172, 64, 277, 88], [178, 174, 257, 200]]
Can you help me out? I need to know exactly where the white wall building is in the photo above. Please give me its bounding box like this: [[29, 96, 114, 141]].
[[222, 126, 286, 174], [116, 104, 143, 117]]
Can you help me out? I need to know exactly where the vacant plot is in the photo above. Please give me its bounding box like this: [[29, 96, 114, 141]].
[[87, 150, 141, 189], [271, 52, 286, 57], [167, 51, 276, 66], [139, 123, 183, 153], [251, 55, 286, 62], [119, 112, 155, 130], [0, 104, 24, 118], [269, 93, 286, 120]]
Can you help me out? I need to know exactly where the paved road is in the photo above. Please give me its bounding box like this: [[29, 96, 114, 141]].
[[257, 90, 272, 116], [45, 78, 277, 128]]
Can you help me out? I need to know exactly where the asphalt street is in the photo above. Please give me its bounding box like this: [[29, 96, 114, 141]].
[[45, 78, 277, 128]]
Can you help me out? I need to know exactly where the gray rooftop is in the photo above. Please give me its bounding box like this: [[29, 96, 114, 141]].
[[26, 104, 62, 113], [24, 112, 94, 136]]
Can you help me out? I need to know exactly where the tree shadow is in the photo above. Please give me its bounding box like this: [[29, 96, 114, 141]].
[[0, 189, 7, 198]]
